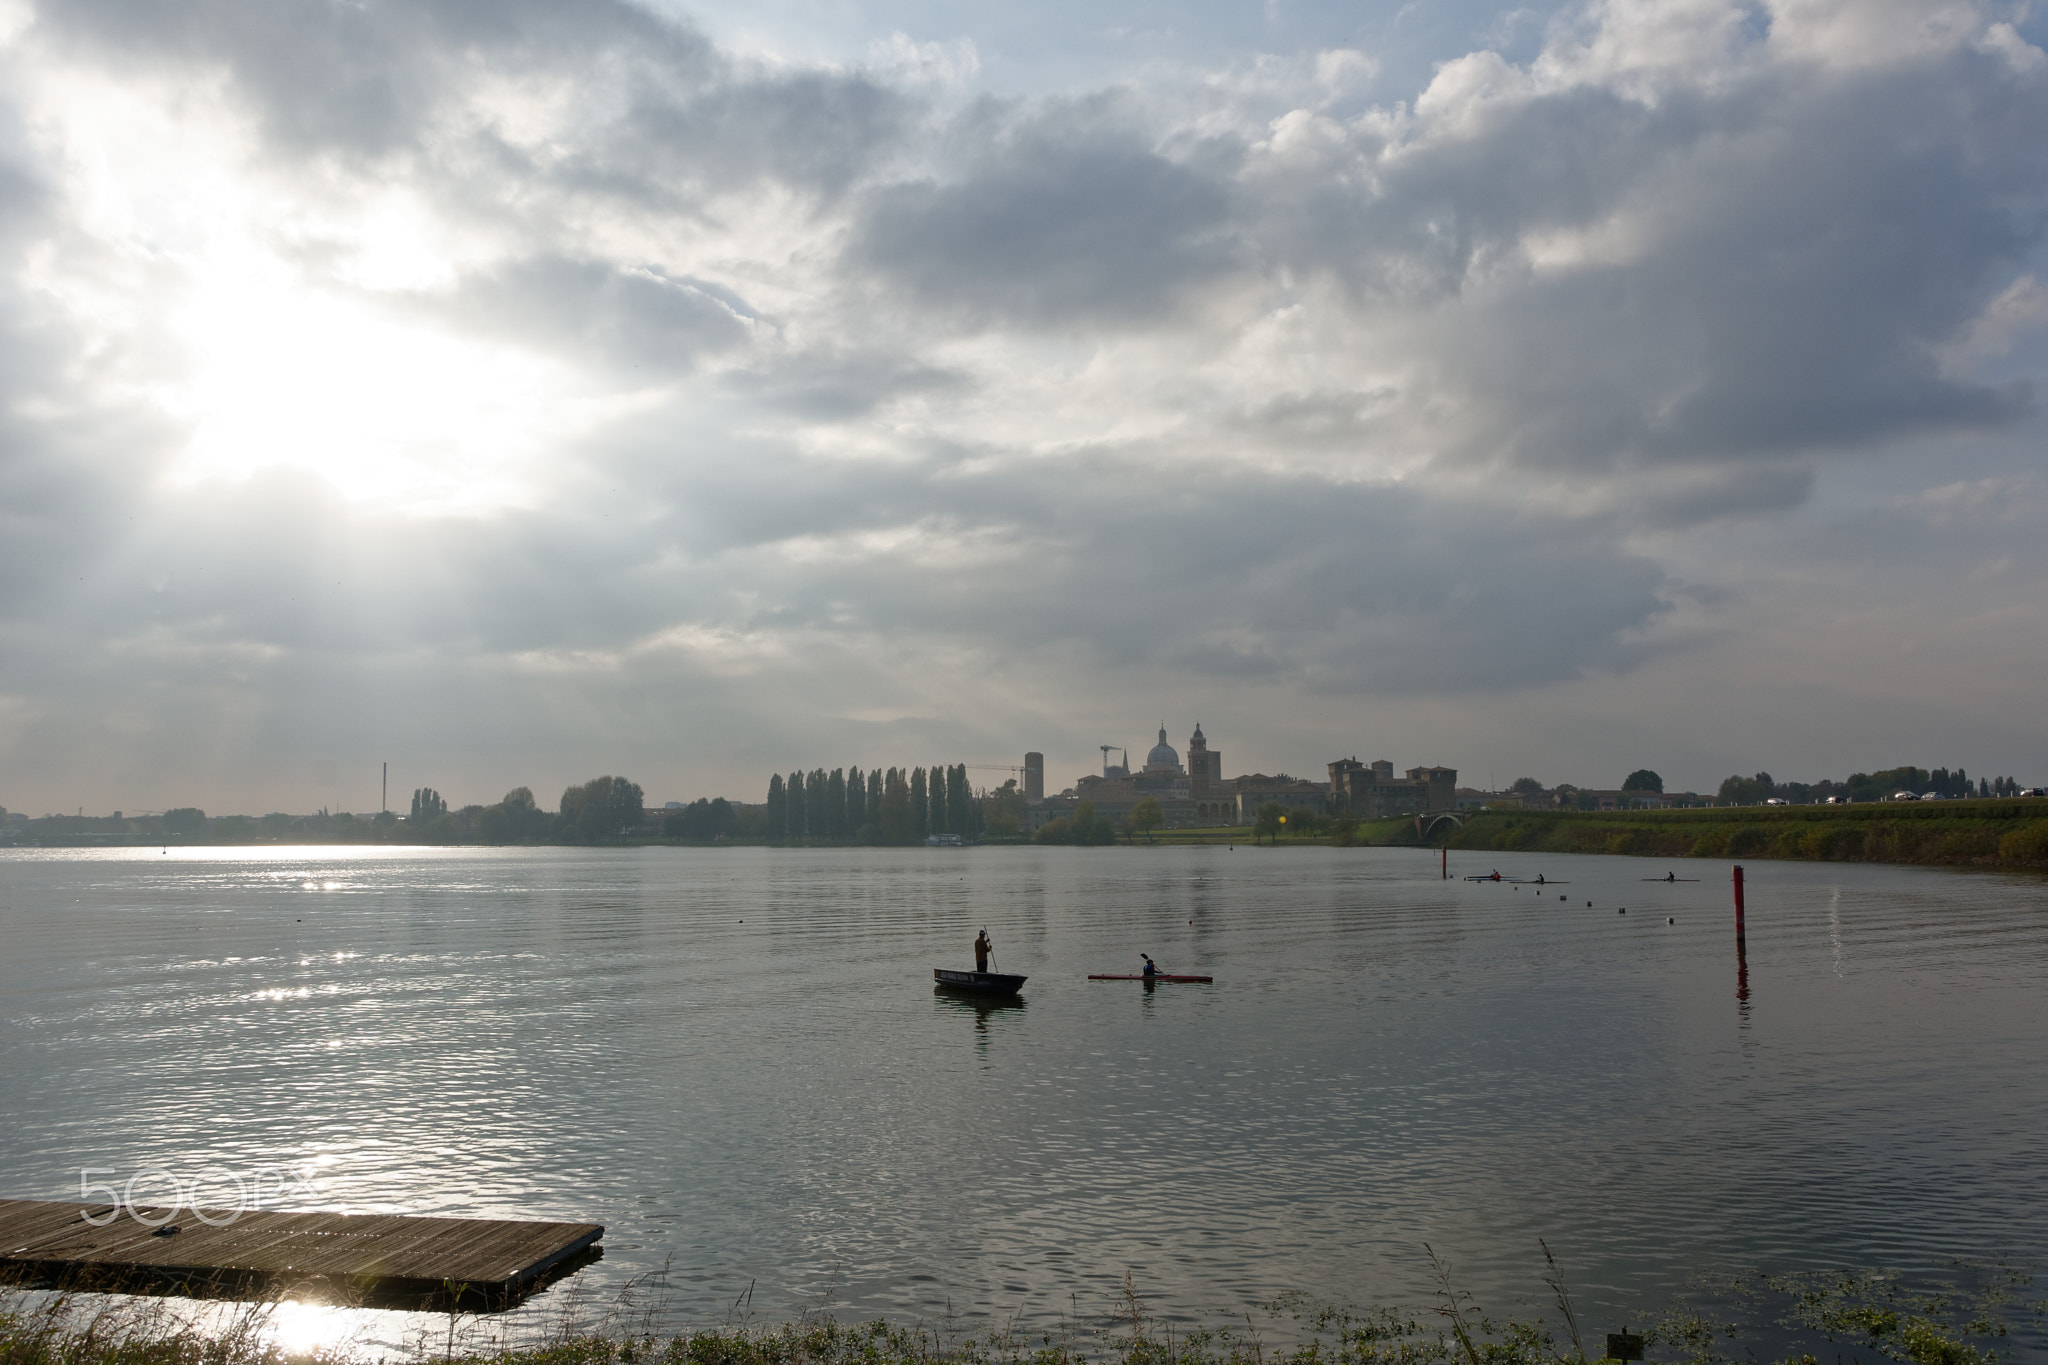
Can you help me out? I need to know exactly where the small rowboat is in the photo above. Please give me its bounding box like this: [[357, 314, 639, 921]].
[[934, 968, 1027, 996], [1088, 973, 1213, 983]]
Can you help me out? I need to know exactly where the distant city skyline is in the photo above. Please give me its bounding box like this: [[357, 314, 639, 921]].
[[1, 0, 2045, 815]]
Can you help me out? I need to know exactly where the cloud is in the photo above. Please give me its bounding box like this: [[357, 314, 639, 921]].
[[423, 253, 760, 374], [853, 95, 1239, 326], [3, 0, 2048, 809]]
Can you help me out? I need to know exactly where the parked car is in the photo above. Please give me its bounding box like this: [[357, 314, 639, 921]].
[[1889, 790, 1920, 801], [1823, 795, 1844, 804]]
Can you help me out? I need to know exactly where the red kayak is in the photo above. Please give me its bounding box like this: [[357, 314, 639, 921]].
[[1088, 973, 1214, 983]]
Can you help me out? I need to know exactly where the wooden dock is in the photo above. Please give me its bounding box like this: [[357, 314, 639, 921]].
[[0, 1199, 603, 1307]]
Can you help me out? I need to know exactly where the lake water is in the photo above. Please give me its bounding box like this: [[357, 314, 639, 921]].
[[1, 846, 2045, 1358]]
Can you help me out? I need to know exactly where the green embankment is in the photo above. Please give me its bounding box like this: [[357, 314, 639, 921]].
[[1372, 798, 2048, 868]]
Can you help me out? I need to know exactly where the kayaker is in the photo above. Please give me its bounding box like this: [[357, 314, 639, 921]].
[[1141, 953, 1159, 978], [974, 930, 992, 972]]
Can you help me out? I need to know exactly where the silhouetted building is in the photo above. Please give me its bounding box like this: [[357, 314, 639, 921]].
[[1329, 758, 1458, 817], [1044, 723, 1237, 828]]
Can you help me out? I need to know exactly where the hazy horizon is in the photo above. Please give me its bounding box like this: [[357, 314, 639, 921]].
[[3, 0, 2046, 815]]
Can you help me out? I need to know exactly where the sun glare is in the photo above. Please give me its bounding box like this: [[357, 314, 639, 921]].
[[260, 1298, 360, 1357], [166, 248, 567, 512], [32, 56, 607, 515]]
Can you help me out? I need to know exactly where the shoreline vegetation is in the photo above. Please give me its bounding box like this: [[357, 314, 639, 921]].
[[9, 778, 2048, 871], [0, 1253, 2036, 1365], [1383, 799, 2048, 871]]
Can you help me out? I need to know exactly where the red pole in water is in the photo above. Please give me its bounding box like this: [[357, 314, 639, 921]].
[[1733, 864, 1746, 940]]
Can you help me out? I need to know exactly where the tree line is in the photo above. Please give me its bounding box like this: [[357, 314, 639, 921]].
[[1498, 766, 2035, 808], [2, 776, 674, 847], [1715, 766, 2028, 806], [766, 765, 989, 843]]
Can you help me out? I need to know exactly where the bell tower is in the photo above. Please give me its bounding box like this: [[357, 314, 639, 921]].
[[1188, 723, 1218, 795]]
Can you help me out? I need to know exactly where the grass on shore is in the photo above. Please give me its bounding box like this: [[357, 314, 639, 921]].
[[2, 1252, 2036, 1365], [1401, 798, 2048, 869]]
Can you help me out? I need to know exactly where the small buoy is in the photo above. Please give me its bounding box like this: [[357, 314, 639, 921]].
[[1586, 901, 1592, 907], [1557, 894, 1565, 900], [1618, 908, 1626, 914], [1667, 917, 1675, 924]]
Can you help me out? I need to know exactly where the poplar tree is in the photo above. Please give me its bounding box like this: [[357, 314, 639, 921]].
[[808, 768, 829, 837], [946, 765, 968, 835], [826, 769, 846, 838], [911, 767, 928, 840], [953, 765, 982, 838], [867, 767, 883, 831], [767, 774, 786, 839], [787, 771, 805, 839], [881, 768, 913, 843], [847, 766, 866, 837]]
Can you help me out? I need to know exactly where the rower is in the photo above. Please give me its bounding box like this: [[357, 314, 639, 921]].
[[974, 930, 992, 973], [1141, 953, 1160, 978]]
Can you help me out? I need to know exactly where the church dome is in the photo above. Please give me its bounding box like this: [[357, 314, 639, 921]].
[[1144, 725, 1181, 772]]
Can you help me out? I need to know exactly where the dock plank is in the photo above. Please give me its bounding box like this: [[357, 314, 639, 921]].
[[0, 1200, 602, 1306]]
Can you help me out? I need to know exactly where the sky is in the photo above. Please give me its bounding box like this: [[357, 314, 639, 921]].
[[2, 0, 2047, 816]]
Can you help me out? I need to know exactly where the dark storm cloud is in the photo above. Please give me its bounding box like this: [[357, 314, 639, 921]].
[[1630, 52, 2043, 458], [853, 95, 1239, 325], [1247, 43, 2048, 478]]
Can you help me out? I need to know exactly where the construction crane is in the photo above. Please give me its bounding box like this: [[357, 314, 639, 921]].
[[961, 764, 1028, 798]]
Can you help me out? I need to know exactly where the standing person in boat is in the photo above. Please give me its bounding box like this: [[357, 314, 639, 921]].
[[974, 929, 993, 973], [1141, 953, 1160, 978]]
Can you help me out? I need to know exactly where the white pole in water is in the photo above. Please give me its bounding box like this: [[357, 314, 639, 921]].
[[382, 762, 387, 814]]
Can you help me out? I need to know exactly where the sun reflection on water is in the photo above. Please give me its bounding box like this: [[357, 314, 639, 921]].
[[261, 1299, 362, 1359]]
